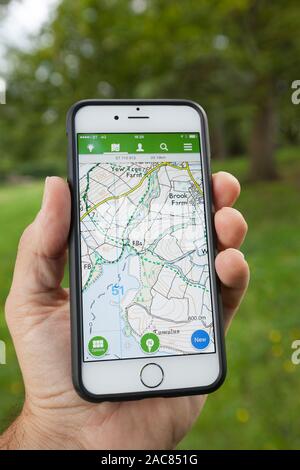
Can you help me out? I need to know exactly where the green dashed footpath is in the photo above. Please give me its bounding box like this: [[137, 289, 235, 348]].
[[83, 162, 207, 292]]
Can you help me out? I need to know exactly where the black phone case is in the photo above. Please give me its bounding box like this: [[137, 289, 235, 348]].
[[67, 99, 226, 402]]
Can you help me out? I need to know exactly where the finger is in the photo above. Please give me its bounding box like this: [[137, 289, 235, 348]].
[[215, 248, 250, 331], [212, 172, 240, 210], [11, 177, 71, 296], [214, 207, 248, 250]]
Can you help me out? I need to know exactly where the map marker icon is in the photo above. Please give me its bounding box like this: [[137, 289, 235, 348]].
[[146, 338, 154, 352], [141, 332, 160, 354]]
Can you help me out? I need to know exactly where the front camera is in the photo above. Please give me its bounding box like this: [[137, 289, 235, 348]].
[[114, 115, 119, 120]]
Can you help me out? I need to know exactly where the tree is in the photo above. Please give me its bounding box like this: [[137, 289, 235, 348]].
[[1, 0, 300, 180], [218, 0, 300, 180], [133, 0, 300, 178]]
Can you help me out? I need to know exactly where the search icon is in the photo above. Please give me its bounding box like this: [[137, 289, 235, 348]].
[[160, 142, 168, 151]]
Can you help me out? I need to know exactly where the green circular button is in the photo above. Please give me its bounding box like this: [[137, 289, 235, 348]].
[[140, 332, 160, 354], [88, 336, 108, 357]]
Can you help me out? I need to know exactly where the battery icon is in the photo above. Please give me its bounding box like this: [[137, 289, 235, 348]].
[[189, 134, 196, 138]]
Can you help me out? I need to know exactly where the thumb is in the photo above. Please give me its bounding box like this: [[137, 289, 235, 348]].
[[9, 177, 71, 300]]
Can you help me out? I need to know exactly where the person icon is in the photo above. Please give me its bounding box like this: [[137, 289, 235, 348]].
[[136, 143, 144, 152]]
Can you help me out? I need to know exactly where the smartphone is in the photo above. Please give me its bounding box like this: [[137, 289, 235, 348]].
[[67, 99, 226, 401]]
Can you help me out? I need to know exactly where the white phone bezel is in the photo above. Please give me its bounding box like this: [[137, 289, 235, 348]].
[[74, 103, 222, 397]]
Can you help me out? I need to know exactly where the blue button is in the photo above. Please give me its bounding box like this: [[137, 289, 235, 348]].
[[191, 330, 210, 350]]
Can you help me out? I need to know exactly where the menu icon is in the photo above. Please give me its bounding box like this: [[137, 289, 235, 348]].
[[183, 143, 193, 151]]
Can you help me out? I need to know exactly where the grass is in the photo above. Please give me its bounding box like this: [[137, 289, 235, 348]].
[[0, 148, 300, 448], [0, 182, 43, 430]]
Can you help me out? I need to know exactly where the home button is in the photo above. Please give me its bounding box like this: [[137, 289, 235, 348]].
[[140, 363, 164, 388]]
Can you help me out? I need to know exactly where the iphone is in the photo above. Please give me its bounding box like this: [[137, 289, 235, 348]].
[[67, 100, 226, 401]]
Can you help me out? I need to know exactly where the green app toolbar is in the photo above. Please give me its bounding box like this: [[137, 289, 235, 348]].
[[78, 133, 200, 154]]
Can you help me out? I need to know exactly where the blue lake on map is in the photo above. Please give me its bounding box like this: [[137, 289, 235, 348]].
[[83, 248, 144, 360]]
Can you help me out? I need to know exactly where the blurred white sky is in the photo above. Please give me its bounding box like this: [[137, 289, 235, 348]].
[[0, 0, 60, 71]]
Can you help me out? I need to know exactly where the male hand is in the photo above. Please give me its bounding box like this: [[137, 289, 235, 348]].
[[1, 172, 249, 449]]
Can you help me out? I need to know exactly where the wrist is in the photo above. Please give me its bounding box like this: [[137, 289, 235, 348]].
[[0, 403, 80, 450], [0, 412, 29, 450]]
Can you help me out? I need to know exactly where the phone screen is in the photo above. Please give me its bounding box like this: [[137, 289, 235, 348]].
[[77, 133, 215, 362]]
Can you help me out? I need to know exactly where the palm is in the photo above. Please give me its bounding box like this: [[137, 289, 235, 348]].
[[15, 287, 203, 449]]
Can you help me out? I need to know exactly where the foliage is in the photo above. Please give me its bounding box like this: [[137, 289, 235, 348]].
[[0, 0, 299, 178]]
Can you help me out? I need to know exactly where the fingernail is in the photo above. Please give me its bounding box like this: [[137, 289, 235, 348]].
[[232, 248, 245, 259], [42, 177, 50, 208]]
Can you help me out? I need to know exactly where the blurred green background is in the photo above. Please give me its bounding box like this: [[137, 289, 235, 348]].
[[0, 0, 300, 449]]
